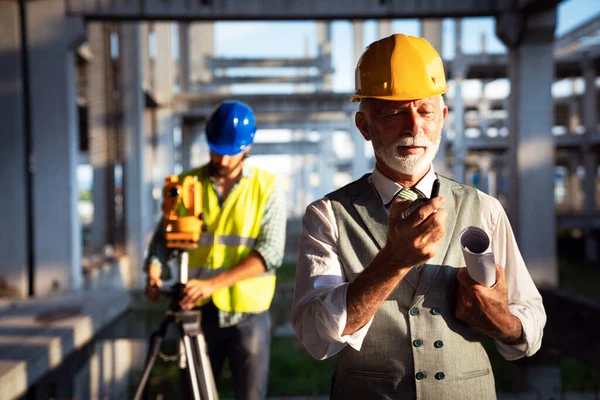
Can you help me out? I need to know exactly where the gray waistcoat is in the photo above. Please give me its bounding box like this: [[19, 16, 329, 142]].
[[327, 175, 496, 400]]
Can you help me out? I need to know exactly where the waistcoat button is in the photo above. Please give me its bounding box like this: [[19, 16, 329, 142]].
[[434, 340, 444, 348], [435, 372, 445, 380], [410, 307, 420, 316], [413, 339, 423, 347], [431, 308, 440, 315], [415, 372, 426, 380]]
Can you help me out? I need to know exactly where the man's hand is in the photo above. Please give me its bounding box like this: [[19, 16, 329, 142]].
[[144, 262, 163, 302], [455, 265, 524, 345], [383, 196, 447, 269], [179, 279, 219, 310]]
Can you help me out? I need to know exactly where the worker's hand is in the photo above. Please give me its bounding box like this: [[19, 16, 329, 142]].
[[144, 262, 163, 302], [383, 196, 447, 269], [455, 265, 524, 345], [179, 279, 219, 310]]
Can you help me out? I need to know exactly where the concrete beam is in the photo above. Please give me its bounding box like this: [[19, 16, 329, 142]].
[[207, 74, 329, 85], [445, 51, 600, 81], [174, 92, 499, 116], [207, 56, 325, 69], [554, 14, 600, 54], [251, 141, 320, 156], [66, 0, 549, 21], [182, 110, 351, 128]]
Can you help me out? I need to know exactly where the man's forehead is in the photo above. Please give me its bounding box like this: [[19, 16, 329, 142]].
[[375, 97, 438, 108]]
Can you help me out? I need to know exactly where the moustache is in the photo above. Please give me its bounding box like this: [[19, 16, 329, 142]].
[[395, 135, 433, 147]]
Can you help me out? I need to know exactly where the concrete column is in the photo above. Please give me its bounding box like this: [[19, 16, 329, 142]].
[[568, 78, 580, 133], [495, 12, 560, 384], [0, 1, 28, 297], [567, 154, 583, 212], [27, 0, 84, 295], [478, 84, 490, 137], [432, 132, 451, 177], [180, 122, 197, 172], [496, 9, 558, 283], [578, 47, 599, 262], [583, 56, 598, 214], [421, 19, 443, 55], [178, 22, 191, 93], [120, 23, 147, 289], [352, 21, 364, 70], [140, 24, 156, 229], [377, 19, 392, 39], [582, 55, 598, 259], [479, 154, 492, 195], [301, 154, 313, 212], [318, 131, 336, 196], [452, 19, 466, 183], [350, 113, 368, 180], [141, 24, 151, 93], [316, 21, 333, 92], [153, 23, 175, 179], [487, 168, 498, 199], [189, 22, 216, 92], [291, 158, 302, 216], [86, 23, 111, 253]]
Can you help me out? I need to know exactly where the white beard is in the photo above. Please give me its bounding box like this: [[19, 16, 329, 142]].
[[372, 133, 441, 175]]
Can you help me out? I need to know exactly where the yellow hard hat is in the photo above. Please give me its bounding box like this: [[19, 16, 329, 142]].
[[350, 34, 448, 102]]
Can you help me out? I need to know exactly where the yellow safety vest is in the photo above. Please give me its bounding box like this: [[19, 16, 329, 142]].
[[180, 165, 277, 312]]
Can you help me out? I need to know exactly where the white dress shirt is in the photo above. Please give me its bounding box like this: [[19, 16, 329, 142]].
[[291, 165, 546, 361]]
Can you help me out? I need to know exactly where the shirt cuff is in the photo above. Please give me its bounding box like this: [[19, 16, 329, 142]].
[[494, 309, 530, 360], [319, 283, 374, 351]]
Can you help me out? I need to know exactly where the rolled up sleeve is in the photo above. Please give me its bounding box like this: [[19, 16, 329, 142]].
[[291, 199, 373, 360], [487, 196, 546, 360]]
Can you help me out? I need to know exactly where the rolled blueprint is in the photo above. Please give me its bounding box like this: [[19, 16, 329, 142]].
[[459, 227, 496, 287]]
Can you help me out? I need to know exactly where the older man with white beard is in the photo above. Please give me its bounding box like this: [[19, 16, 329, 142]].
[[291, 34, 545, 400]]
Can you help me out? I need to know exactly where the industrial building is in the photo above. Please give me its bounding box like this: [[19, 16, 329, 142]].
[[0, 0, 598, 398]]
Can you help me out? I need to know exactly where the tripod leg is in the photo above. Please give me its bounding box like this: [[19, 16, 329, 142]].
[[182, 335, 204, 400], [194, 333, 219, 400], [133, 319, 169, 400]]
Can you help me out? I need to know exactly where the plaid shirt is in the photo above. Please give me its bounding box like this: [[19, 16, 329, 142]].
[[144, 162, 287, 327]]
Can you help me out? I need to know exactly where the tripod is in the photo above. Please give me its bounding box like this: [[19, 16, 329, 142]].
[[134, 250, 219, 400]]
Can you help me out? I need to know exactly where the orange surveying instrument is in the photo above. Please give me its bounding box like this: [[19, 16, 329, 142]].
[[161, 175, 206, 249], [135, 175, 218, 400]]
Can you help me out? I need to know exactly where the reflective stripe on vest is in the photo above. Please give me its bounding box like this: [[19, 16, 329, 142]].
[[197, 233, 257, 248], [181, 165, 277, 313], [189, 267, 275, 280]]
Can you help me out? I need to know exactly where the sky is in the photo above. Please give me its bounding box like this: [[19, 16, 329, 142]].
[[211, 0, 600, 97]]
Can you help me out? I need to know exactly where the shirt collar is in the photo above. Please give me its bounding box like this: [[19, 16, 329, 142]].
[[371, 164, 437, 206]]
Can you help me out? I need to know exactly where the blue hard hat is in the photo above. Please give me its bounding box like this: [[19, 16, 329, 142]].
[[206, 101, 256, 156]]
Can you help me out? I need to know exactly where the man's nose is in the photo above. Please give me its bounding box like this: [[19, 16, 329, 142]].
[[217, 155, 232, 167], [403, 113, 423, 136]]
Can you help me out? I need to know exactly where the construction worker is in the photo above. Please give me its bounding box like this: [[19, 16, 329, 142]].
[[291, 34, 546, 399], [144, 100, 287, 400]]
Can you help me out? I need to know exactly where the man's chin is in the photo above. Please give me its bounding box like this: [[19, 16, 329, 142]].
[[384, 158, 428, 176]]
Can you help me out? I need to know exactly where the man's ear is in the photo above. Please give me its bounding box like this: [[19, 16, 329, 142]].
[[355, 112, 372, 141]]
